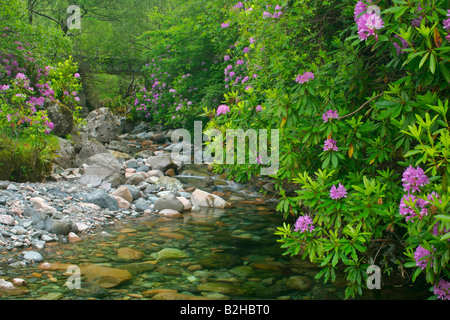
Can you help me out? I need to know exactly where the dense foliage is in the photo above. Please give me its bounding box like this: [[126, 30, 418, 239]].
[[0, 0, 78, 181], [131, 0, 450, 299]]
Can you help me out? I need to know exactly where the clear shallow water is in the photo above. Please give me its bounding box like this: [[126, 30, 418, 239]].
[[0, 171, 429, 300]]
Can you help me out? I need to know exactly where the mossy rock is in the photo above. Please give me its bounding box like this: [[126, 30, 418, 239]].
[[45, 101, 74, 137]]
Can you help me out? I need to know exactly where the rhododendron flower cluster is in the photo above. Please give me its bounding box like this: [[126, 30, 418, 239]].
[[354, 1, 384, 41], [295, 72, 314, 84], [294, 214, 315, 233], [434, 279, 450, 300], [402, 165, 429, 193], [323, 138, 338, 152], [444, 10, 450, 41], [330, 183, 347, 200], [414, 245, 432, 270], [322, 110, 339, 122], [263, 4, 283, 19], [216, 104, 230, 116]]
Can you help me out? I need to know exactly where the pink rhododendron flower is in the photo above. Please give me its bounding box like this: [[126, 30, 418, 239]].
[[323, 138, 338, 152], [216, 104, 230, 116], [330, 183, 347, 199], [294, 215, 315, 233], [414, 245, 432, 270], [322, 110, 339, 122], [295, 72, 314, 84]]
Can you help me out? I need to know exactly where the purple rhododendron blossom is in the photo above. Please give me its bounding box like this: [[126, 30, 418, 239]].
[[434, 279, 450, 300], [322, 110, 339, 122], [294, 214, 315, 233], [414, 245, 432, 270], [330, 183, 347, 200], [295, 72, 314, 84], [216, 104, 230, 116], [402, 165, 429, 193], [323, 138, 338, 152]]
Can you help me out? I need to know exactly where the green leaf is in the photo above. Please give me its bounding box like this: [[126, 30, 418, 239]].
[[435, 215, 450, 223], [429, 54, 436, 74], [412, 267, 422, 282], [419, 52, 430, 69], [440, 232, 450, 241]]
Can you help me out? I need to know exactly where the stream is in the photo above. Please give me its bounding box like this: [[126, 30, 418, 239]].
[[0, 166, 430, 300]]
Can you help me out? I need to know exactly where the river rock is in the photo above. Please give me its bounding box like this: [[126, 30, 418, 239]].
[[46, 218, 77, 235], [150, 132, 166, 143], [68, 232, 82, 243], [80, 264, 132, 288], [133, 198, 151, 212], [158, 209, 182, 218], [112, 196, 130, 209], [0, 214, 15, 226], [111, 186, 133, 203], [83, 189, 119, 211], [121, 262, 156, 275], [122, 185, 141, 200], [197, 282, 244, 296], [154, 176, 183, 192], [146, 154, 178, 172], [78, 153, 124, 189], [117, 247, 145, 260], [191, 189, 229, 210], [176, 197, 192, 211], [154, 194, 184, 213], [23, 251, 43, 263], [29, 197, 56, 214], [126, 173, 145, 186], [156, 248, 189, 261], [285, 275, 314, 292]]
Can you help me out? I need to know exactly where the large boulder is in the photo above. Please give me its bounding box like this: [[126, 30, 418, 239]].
[[53, 137, 75, 169], [77, 153, 124, 189], [45, 101, 73, 137], [74, 139, 108, 167], [83, 108, 118, 143]]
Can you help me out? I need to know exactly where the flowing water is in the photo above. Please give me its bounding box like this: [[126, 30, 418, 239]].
[[0, 167, 429, 300]]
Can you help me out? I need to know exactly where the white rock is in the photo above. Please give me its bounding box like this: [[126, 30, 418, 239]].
[[158, 209, 182, 217], [191, 189, 229, 209], [75, 222, 90, 233], [0, 214, 15, 226], [30, 197, 55, 213], [176, 197, 192, 211], [0, 279, 16, 290], [23, 251, 43, 262], [12, 278, 27, 286]]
